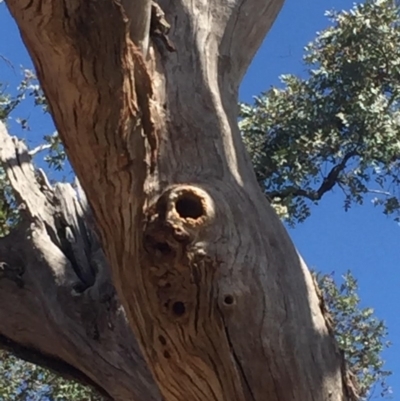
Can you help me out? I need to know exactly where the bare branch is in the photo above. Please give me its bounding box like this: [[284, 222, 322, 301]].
[[0, 54, 14, 71], [366, 189, 391, 196], [0, 221, 159, 401], [28, 143, 52, 156]]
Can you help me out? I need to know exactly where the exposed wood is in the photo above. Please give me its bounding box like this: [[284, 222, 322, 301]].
[[122, 0, 152, 54], [3, 0, 351, 400], [0, 122, 160, 401]]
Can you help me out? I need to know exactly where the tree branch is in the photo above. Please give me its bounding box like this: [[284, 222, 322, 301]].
[[28, 142, 52, 156], [155, 0, 285, 85], [218, 0, 285, 83], [0, 121, 160, 401], [0, 334, 111, 400], [267, 150, 359, 201]]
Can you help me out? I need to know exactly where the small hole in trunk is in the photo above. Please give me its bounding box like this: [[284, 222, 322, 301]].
[[224, 295, 235, 305], [172, 301, 186, 316]]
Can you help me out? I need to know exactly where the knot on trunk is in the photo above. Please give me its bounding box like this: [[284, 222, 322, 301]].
[[143, 185, 215, 260], [142, 185, 217, 321]]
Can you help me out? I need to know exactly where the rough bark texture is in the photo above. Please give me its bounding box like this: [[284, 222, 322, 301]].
[[0, 123, 160, 401], [1, 0, 352, 400]]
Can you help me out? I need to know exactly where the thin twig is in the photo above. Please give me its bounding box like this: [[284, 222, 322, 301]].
[[28, 143, 51, 156]]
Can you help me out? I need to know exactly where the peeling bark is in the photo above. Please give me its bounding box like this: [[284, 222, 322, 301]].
[[2, 0, 352, 400]]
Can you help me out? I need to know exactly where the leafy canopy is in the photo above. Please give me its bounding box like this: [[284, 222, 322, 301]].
[[0, 350, 104, 401], [317, 272, 392, 399], [241, 0, 400, 225]]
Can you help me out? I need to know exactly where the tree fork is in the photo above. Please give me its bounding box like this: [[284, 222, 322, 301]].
[[4, 0, 352, 400]]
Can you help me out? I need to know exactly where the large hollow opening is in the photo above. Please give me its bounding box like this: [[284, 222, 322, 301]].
[[175, 193, 204, 219]]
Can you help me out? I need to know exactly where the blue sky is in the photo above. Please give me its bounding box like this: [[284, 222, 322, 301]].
[[240, 0, 400, 397], [1, 0, 399, 399]]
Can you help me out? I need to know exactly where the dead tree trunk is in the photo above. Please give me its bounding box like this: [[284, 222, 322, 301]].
[[1, 0, 352, 400]]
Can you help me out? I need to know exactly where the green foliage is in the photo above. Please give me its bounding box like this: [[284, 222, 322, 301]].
[[42, 132, 67, 171], [0, 80, 22, 236], [23, 70, 67, 172], [0, 82, 23, 121], [0, 66, 47, 123], [0, 65, 65, 172], [0, 350, 104, 401], [0, 168, 19, 236], [241, 0, 400, 225], [317, 272, 392, 399]]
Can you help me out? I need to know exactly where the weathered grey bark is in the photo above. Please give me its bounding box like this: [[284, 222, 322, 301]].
[[1, 0, 353, 400], [0, 122, 160, 401]]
